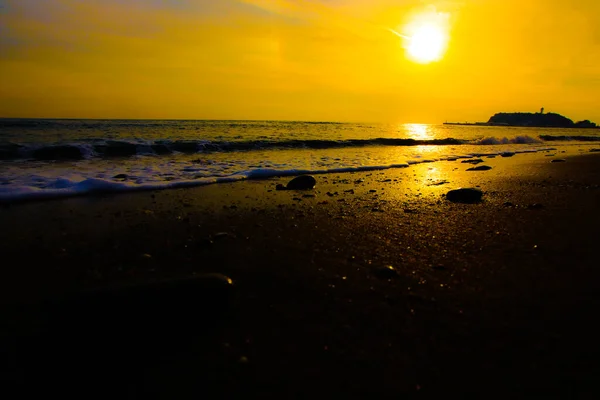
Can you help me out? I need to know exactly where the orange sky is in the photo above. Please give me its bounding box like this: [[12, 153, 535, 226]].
[[1, 0, 599, 123]]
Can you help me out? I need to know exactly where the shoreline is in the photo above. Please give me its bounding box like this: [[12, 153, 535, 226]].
[[2, 151, 600, 396], [2, 145, 599, 205]]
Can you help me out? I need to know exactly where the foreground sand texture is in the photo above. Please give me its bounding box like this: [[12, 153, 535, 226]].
[[2, 151, 600, 397]]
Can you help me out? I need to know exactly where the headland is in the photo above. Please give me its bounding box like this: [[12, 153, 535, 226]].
[[445, 110, 598, 128]]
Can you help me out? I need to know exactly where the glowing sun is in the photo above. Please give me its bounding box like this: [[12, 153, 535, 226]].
[[402, 11, 450, 64], [407, 23, 446, 63]]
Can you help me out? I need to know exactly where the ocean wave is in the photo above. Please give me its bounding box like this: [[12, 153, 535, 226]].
[[0, 136, 544, 161], [0, 147, 556, 203], [539, 135, 600, 142], [475, 136, 542, 145]]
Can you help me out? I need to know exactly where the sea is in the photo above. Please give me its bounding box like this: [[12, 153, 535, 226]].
[[1, 119, 599, 202]]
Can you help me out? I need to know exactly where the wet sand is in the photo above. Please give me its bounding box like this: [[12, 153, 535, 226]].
[[1, 150, 600, 397]]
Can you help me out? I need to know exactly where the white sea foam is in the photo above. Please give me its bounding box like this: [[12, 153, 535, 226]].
[[0, 144, 560, 203], [475, 136, 542, 145]]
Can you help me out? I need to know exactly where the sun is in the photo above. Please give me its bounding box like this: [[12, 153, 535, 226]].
[[401, 10, 450, 64], [407, 23, 446, 63]]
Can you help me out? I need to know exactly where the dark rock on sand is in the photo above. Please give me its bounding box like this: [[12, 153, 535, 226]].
[[467, 165, 492, 171], [551, 159, 566, 163], [33, 145, 84, 161], [285, 175, 317, 190], [590, 148, 600, 153], [373, 266, 398, 279], [0, 143, 22, 160], [54, 273, 234, 332], [446, 188, 483, 203], [461, 159, 484, 164], [113, 174, 128, 180], [501, 152, 516, 157]]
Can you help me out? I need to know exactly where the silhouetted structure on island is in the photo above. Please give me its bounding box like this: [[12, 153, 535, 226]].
[[445, 110, 597, 128]]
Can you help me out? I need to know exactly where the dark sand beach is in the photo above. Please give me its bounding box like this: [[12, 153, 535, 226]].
[[2, 150, 600, 397]]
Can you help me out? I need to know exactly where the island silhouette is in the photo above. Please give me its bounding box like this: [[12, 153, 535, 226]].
[[445, 109, 598, 128]]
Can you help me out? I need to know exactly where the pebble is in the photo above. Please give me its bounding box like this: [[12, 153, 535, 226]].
[[427, 180, 449, 186], [286, 175, 317, 190], [461, 159, 484, 164], [61, 273, 234, 332], [445, 188, 483, 203], [466, 165, 492, 171], [501, 152, 515, 157], [551, 159, 566, 163]]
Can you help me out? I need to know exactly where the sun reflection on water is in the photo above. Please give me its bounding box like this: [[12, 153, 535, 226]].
[[404, 123, 433, 140]]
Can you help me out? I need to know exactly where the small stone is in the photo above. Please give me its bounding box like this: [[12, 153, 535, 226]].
[[446, 188, 483, 204], [373, 266, 398, 280], [427, 180, 449, 186], [67, 273, 234, 332], [551, 159, 566, 163], [501, 152, 515, 157], [466, 165, 492, 171], [590, 149, 600, 153], [369, 189, 377, 193], [461, 159, 484, 164], [113, 174, 128, 180], [286, 175, 317, 190]]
